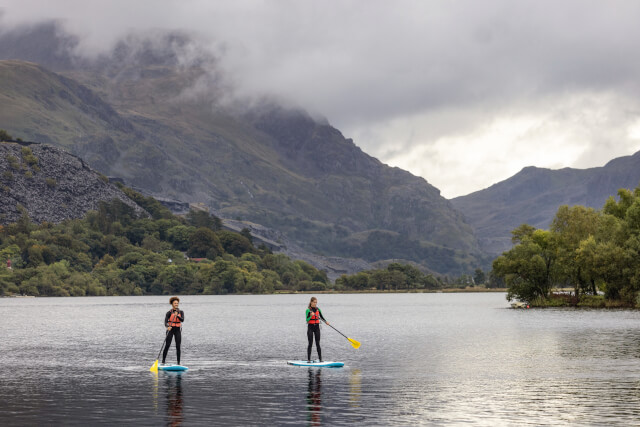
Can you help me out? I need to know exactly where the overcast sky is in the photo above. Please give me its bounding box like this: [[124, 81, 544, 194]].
[[3, 0, 640, 198]]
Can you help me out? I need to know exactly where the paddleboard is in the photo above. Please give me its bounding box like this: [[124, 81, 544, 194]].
[[158, 364, 189, 371], [287, 360, 344, 368]]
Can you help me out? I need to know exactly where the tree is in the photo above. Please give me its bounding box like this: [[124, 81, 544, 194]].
[[218, 230, 254, 257], [167, 225, 194, 251], [0, 129, 13, 141], [186, 209, 222, 231], [187, 227, 223, 259], [240, 228, 253, 243], [473, 268, 486, 285], [494, 229, 558, 302], [551, 205, 600, 297]]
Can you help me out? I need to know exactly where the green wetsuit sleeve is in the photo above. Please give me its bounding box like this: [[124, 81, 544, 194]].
[[305, 308, 311, 322]]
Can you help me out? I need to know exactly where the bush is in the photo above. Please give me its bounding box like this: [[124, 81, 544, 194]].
[[21, 147, 38, 166], [6, 155, 20, 170], [0, 129, 13, 141]]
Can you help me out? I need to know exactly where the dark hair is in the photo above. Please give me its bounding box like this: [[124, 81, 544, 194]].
[[308, 297, 317, 309], [169, 296, 180, 304]]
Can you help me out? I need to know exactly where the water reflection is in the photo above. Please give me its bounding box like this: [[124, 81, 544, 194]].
[[306, 368, 322, 426], [164, 372, 184, 427], [349, 369, 362, 408], [152, 372, 159, 412], [6, 294, 640, 425]]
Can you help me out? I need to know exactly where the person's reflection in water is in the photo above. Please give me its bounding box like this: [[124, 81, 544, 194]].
[[165, 372, 184, 427], [306, 368, 322, 426]]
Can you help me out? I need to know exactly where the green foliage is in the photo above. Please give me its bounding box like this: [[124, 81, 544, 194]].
[[473, 268, 486, 285], [6, 154, 20, 170], [336, 263, 442, 291], [0, 198, 330, 296], [186, 209, 222, 231], [218, 230, 254, 257], [494, 185, 640, 306], [117, 184, 173, 220], [21, 147, 38, 166], [167, 225, 194, 251], [0, 129, 12, 141], [240, 228, 253, 243], [187, 227, 223, 259], [46, 178, 57, 188]]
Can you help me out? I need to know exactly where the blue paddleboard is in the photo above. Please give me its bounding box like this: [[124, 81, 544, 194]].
[[158, 364, 189, 371], [287, 360, 344, 368]]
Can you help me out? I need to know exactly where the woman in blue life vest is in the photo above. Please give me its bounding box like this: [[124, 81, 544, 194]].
[[163, 296, 184, 365], [306, 297, 329, 362]]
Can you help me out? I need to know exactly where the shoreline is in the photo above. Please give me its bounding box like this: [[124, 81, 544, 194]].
[[2, 288, 508, 297], [274, 287, 508, 294]]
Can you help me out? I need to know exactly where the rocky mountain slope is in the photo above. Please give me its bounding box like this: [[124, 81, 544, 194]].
[[0, 23, 485, 275], [0, 141, 145, 224], [452, 151, 640, 254]]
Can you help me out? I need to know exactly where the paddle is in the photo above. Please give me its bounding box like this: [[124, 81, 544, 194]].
[[150, 331, 168, 372], [322, 320, 361, 349]]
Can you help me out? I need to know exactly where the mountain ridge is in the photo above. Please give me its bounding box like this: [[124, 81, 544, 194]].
[[0, 23, 484, 275], [452, 151, 640, 254]]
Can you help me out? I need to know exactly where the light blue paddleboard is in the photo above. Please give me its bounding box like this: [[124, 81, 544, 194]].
[[287, 360, 344, 368], [158, 364, 189, 371]]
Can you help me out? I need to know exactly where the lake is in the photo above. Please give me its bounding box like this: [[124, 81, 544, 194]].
[[2, 293, 640, 425]]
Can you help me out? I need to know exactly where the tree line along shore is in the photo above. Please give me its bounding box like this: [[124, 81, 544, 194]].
[[493, 184, 640, 308], [1, 185, 476, 297]]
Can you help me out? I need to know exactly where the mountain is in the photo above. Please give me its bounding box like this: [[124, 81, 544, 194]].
[[451, 152, 640, 254], [0, 23, 485, 275], [0, 141, 144, 224]]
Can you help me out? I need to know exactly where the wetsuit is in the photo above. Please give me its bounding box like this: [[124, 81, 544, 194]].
[[162, 309, 184, 365], [306, 307, 326, 362]]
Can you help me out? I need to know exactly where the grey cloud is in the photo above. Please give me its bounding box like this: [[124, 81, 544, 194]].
[[3, 0, 640, 125], [3, 0, 640, 196]]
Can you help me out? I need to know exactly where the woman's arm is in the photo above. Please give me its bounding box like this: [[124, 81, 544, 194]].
[[164, 311, 171, 327], [178, 310, 184, 322], [305, 308, 311, 322], [318, 308, 327, 322]]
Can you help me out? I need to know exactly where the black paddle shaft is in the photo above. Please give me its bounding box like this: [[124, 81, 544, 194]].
[[322, 320, 348, 339], [155, 330, 168, 359]]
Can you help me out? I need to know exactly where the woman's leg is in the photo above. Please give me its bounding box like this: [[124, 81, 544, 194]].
[[162, 330, 175, 363], [307, 326, 314, 361], [314, 327, 322, 361], [174, 328, 182, 365]]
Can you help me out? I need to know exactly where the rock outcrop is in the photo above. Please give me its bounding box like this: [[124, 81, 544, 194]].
[[0, 141, 145, 225]]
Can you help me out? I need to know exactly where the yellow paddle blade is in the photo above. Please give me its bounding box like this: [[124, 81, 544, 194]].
[[150, 359, 158, 372], [348, 338, 361, 349]]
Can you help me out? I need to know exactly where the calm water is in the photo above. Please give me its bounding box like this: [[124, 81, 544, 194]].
[[2, 293, 640, 426]]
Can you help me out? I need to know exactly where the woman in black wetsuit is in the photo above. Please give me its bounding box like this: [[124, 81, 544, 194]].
[[162, 296, 184, 365], [306, 297, 329, 362]]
